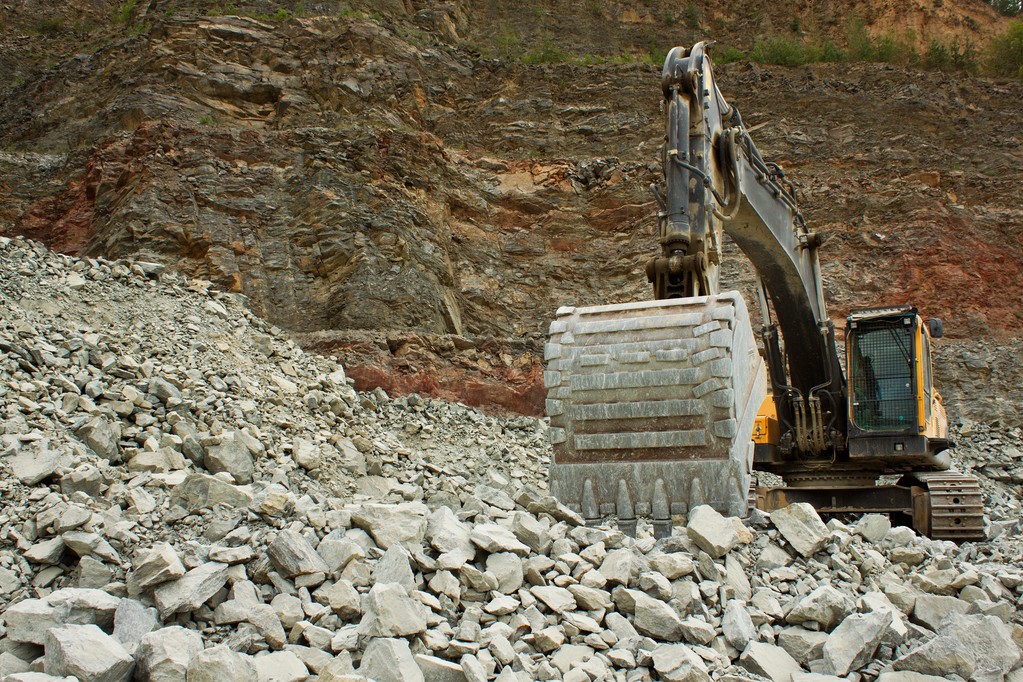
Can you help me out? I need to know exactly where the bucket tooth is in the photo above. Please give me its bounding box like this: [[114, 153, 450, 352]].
[[616, 480, 637, 537], [688, 476, 705, 510], [582, 479, 600, 527], [727, 470, 746, 518], [652, 479, 671, 539]]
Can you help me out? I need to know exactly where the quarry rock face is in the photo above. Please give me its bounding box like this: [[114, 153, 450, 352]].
[[1, 236, 1023, 680], [1, 7, 1021, 421]]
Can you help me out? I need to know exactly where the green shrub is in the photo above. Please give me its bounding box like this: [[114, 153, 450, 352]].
[[846, 18, 918, 65], [987, 19, 1023, 77], [806, 40, 847, 63], [35, 17, 64, 34], [645, 43, 668, 66], [715, 45, 746, 64], [847, 17, 874, 60], [925, 39, 952, 69], [749, 36, 809, 66], [114, 0, 138, 24], [925, 38, 977, 72], [521, 40, 572, 64], [950, 39, 978, 72], [496, 25, 520, 59], [684, 3, 701, 29]]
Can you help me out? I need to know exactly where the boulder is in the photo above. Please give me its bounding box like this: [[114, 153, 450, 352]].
[[358, 638, 424, 682], [152, 562, 229, 618], [267, 530, 329, 578], [723, 599, 758, 651], [204, 436, 255, 484], [135, 626, 204, 682], [777, 627, 829, 665], [687, 505, 740, 558], [185, 645, 258, 682], [252, 651, 308, 682], [890, 635, 976, 679], [821, 610, 892, 676], [416, 654, 467, 681], [633, 591, 684, 641], [740, 641, 803, 682], [938, 614, 1020, 679], [350, 503, 429, 549], [75, 417, 121, 462], [44, 624, 134, 682], [171, 472, 253, 511], [911, 594, 970, 631], [128, 543, 186, 594], [770, 503, 829, 557], [470, 523, 530, 555], [785, 585, 855, 631], [356, 583, 428, 637]]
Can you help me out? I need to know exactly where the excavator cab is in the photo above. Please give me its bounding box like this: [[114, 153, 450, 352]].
[[845, 307, 950, 467]]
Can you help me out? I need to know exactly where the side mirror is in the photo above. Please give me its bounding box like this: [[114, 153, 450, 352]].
[[927, 318, 944, 339]]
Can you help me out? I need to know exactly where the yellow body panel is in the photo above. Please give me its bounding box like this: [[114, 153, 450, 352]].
[[752, 395, 780, 445]]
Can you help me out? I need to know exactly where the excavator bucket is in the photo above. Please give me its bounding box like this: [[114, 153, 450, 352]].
[[545, 292, 766, 533]]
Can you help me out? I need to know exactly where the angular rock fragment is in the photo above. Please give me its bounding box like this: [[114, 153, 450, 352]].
[[248, 604, 288, 650], [135, 626, 204, 682], [152, 562, 229, 618], [651, 643, 712, 682], [470, 523, 530, 555], [204, 436, 255, 484], [740, 641, 803, 682], [350, 503, 429, 549], [723, 599, 758, 650], [356, 583, 428, 637], [3, 599, 62, 645], [358, 638, 424, 682], [530, 585, 577, 614], [821, 610, 892, 676], [632, 591, 684, 641], [938, 613, 1020, 679], [48, 588, 121, 629], [61, 531, 121, 564], [128, 543, 186, 594], [890, 635, 976, 679], [112, 599, 159, 655], [10, 441, 69, 485], [24, 537, 66, 565], [687, 505, 740, 558], [44, 624, 134, 682], [770, 503, 829, 557], [910, 594, 970, 631], [267, 529, 329, 578], [416, 654, 467, 681], [185, 645, 258, 682], [786, 585, 855, 630], [75, 416, 122, 462], [171, 472, 253, 511], [292, 438, 322, 470], [777, 627, 829, 665], [252, 650, 308, 682]]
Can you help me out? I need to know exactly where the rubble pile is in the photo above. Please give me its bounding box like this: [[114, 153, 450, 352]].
[[2, 235, 1023, 682]]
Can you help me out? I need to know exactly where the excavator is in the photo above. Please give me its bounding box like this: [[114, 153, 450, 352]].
[[544, 42, 985, 542]]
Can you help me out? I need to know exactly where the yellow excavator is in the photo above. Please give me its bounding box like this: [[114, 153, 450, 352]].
[[545, 42, 984, 542]]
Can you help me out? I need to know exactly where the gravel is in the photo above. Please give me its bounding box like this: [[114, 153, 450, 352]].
[[2, 235, 1023, 681]]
